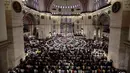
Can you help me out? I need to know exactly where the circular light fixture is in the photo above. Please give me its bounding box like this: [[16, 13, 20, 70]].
[[53, 4, 80, 9]]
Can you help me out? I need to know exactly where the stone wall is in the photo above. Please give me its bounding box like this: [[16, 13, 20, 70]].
[[0, 0, 7, 42], [0, 41, 11, 73]]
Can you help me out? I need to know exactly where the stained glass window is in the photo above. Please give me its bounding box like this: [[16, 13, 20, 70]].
[[24, 0, 39, 10], [93, 0, 109, 11]]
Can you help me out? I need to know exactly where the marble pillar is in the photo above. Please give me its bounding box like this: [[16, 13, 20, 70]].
[[108, 0, 130, 71], [84, 16, 94, 39], [11, 0, 25, 67], [85, 24, 95, 39], [4, 0, 25, 69]]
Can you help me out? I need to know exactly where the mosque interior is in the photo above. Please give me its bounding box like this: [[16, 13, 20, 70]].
[[0, 0, 130, 73]]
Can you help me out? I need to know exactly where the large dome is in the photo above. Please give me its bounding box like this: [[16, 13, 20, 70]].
[[23, 0, 111, 15], [50, 0, 83, 15]]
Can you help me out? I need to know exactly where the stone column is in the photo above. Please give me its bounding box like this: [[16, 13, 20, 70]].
[[5, 0, 25, 69], [39, 13, 52, 38], [118, 10, 130, 70], [108, 0, 123, 68], [83, 14, 95, 39], [108, 0, 130, 70], [123, 42, 130, 72], [11, 0, 25, 67]]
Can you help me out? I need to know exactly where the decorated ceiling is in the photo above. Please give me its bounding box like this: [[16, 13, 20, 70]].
[[23, 0, 111, 14]]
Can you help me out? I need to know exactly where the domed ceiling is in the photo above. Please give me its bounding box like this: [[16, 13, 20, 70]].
[[44, 0, 111, 14], [23, 0, 111, 15], [50, 0, 83, 15]]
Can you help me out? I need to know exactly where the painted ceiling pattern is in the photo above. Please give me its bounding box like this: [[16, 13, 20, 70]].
[[23, 0, 111, 13], [44, 0, 89, 11]]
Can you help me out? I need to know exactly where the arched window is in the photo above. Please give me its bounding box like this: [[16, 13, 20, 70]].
[[24, 0, 39, 10], [34, 0, 39, 10], [93, 0, 109, 11]]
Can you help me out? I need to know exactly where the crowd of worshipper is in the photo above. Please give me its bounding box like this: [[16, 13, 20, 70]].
[[46, 36, 86, 51], [74, 33, 86, 37], [8, 35, 126, 73]]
